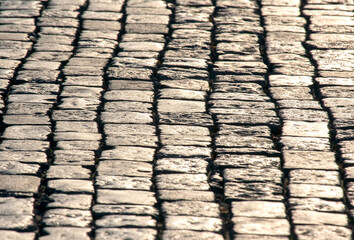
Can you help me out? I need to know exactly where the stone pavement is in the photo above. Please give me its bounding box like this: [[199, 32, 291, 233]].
[[0, 0, 353, 239]]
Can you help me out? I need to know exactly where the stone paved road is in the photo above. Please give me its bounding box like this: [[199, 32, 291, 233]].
[[0, 0, 353, 239]]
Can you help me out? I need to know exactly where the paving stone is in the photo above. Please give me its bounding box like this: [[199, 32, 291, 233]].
[[291, 210, 348, 226], [97, 160, 152, 177], [96, 175, 152, 190], [59, 97, 100, 110], [46, 166, 91, 179], [159, 88, 206, 101], [125, 23, 169, 34], [53, 132, 101, 141], [158, 190, 215, 202], [95, 228, 157, 240], [233, 235, 288, 240], [7, 94, 57, 104], [6, 103, 53, 115], [93, 204, 158, 217], [40, 227, 90, 240], [53, 150, 95, 166], [108, 80, 153, 91], [2, 125, 51, 140], [96, 215, 156, 228], [215, 135, 274, 148], [100, 147, 155, 162], [155, 157, 208, 174], [0, 175, 40, 194], [107, 67, 153, 80], [220, 125, 271, 137], [224, 168, 282, 184], [162, 230, 223, 240], [214, 154, 280, 169], [162, 201, 219, 217], [42, 209, 91, 227], [159, 125, 209, 136], [225, 182, 283, 201], [47, 179, 93, 194], [270, 87, 313, 100], [289, 169, 339, 185], [106, 135, 158, 147], [295, 225, 351, 240], [0, 231, 35, 240], [0, 215, 34, 230], [280, 108, 329, 121], [97, 190, 156, 205], [160, 79, 209, 91], [63, 76, 103, 87], [279, 136, 331, 151], [165, 215, 222, 232], [0, 197, 33, 215], [55, 121, 97, 133], [158, 145, 211, 158], [103, 124, 155, 136], [3, 115, 50, 125], [289, 184, 343, 199], [283, 150, 337, 170], [104, 90, 154, 102], [101, 111, 153, 124], [158, 99, 206, 113], [47, 194, 92, 210], [56, 140, 100, 150], [119, 41, 164, 52], [231, 201, 286, 218], [104, 100, 152, 113], [233, 217, 290, 236], [156, 174, 209, 190], [0, 151, 47, 164], [289, 198, 346, 212], [215, 114, 280, 128], [0, 161, 39, 175], [52, 110, 97, 121]]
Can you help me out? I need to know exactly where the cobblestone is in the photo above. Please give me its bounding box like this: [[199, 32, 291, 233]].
[[0, 0, 353, 239]]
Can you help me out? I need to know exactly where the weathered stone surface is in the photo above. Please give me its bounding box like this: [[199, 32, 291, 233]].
[[101, 111, 153, 124], [214, 154, 281, 169], [0, 175, 40, 193], [42, 209, 91, 227], [0, 231, 35, 240], [289, 184, 343, 199], [0, 215, 34, 230], [97, 190, 156, 205], [0, 197, 33, 215], [292, 210, 348, 226], [279, 109, 329, 121], [40, 227, 91, 240], [46, 166, 91, 179], [225, 182, 283, 201], [97, 160, 152, 177], [233, 217, 290, 236], [0, 151, 47, 164], [53, 150, 95, 166], [279, 136, 331, 151], [156, 174, 209, 190], [158, 99, 206, 113], [47, 194, 92, 210], [56, 140, 100, 150], [2, 125, 51, 140], [104, 101, 152, 113], [95, 228, 156, 240], [165, 216, 222, 232], [47, 179, 93, 194], [162, 201, 219, 217], [232, 201, 286, 218], [224, 168, 282, 184], [289, 169, 339, 185], [0, 161, 39, 175], [155, 157, 209, 174], [100, 147, 155, 162], [163, 230, 223, 240], [95, 215, 156, 228], [283, 151, 337, 170], [295, 225, 351, 240], [96, 175, 151, 190], [289, 198, 346, 213], [158, 190, 215, 201], [93, 204, 158, 217]]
